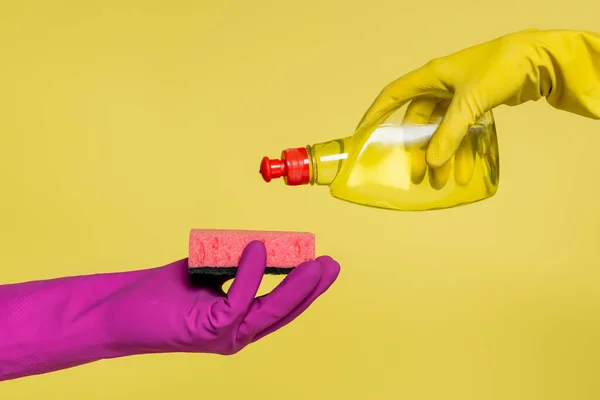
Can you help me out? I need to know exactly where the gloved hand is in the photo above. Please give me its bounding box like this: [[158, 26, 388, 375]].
[[0, 241, 340, 381], [357, 29, 600, 170]]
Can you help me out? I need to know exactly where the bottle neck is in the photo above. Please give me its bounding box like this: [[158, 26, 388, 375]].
[[308, 137, 351, 186]]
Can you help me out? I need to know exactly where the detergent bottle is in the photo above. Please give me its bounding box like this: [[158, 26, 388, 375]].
[[258, 101, 499, 211]]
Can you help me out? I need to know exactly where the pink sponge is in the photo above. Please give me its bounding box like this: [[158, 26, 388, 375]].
[[188, 229, 315, 276]]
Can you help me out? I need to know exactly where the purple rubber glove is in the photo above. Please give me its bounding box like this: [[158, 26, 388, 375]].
[[0, 241, 340, 381]]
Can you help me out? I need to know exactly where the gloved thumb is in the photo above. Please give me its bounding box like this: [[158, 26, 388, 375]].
[[224, 241, 266, 315], [426, 94, 479, 168], [355, 67, 438, 132]]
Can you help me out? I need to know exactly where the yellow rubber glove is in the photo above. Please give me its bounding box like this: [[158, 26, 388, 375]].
[[357, 29, 600, 168]]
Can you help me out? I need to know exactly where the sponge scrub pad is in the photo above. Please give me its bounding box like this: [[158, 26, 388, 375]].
[[188, 229, 315, 276]]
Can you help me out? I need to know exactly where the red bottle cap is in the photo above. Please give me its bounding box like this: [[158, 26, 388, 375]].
[[259, 147, 310, 186]]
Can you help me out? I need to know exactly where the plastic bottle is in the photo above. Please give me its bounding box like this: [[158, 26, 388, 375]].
[[259, 106, 499, 211]]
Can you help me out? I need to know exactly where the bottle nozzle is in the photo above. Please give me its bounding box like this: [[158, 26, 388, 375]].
[[259, 157, 286, 182], [259, 147, 310, 186]]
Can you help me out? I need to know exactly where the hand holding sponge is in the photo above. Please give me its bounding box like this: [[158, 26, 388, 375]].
[[0, 229, 338, 381]]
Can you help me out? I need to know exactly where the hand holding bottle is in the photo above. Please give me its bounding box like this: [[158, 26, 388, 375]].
[[357, 29, 600, 168], [260, 29, 600, 211]]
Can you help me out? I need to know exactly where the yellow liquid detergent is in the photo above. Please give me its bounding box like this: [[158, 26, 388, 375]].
[[259, 110, 499, 211]]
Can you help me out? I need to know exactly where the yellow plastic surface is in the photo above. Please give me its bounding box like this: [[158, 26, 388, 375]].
[[315, 105, 499, 211]]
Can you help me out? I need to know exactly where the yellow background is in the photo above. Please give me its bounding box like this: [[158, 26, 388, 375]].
[[1, 1, 599, 399]]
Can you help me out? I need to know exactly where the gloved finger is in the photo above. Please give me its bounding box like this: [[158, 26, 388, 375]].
[[237, 260, 323, 339], [428, 159, 452, 190], [454, 131, 477, 186], [428, 99, 450, 125], [427, 100, 453, 189], [250, 255, 340, 343], [487, 131, 499, 165], [481, 133, 499, 187], [403, 97, 439, 125], [403, 97, 438, 185], [426, 94, 479, 168], [355, 67, 444, 132], [222, 241, 267, 316]]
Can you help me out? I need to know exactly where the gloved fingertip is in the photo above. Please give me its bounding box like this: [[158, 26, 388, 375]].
[[315, 255, 340, 273], [318, 259, 341, 284], [241, 240, 266, 260], [294, 260, 324, 282], [228, 241, 267, 308], [425, 142, 450, 168], [315, 255, 334, 264]]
